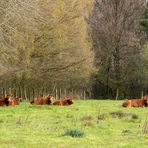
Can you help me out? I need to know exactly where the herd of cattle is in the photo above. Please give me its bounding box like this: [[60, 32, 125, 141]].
[[0, 94, 73, 106], [0, 95, 20, 106], [0, 94, 148, 107]]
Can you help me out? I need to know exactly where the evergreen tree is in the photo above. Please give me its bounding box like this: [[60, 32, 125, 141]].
[[140, 3, 148, 32]]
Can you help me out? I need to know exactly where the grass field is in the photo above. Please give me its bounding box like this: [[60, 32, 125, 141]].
[[1, 100, 148, 148]]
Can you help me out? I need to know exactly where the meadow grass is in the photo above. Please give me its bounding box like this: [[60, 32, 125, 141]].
[[0, 100, 148, 148]]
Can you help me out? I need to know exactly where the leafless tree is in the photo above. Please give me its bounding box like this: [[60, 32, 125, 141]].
[[91, 0, 146, 98]]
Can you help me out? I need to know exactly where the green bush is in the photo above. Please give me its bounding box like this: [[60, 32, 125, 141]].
[[64, 129, 85, 138]]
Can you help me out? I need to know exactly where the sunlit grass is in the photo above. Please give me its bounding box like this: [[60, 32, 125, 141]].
[[0, 100, 148, 147]]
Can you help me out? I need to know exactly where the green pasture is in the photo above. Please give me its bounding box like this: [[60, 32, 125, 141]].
[[0, 100, 148, 148]]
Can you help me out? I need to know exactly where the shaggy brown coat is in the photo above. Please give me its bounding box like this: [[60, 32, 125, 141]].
[[122, 96, 148, 107], [31, 94, 54, 105], [53, 98, 73, 106], [0, 95, 12, 106], [9, 97, 21, 105]]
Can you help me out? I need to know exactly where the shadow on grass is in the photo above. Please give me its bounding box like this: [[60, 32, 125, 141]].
[[110, 110, 139, 120]]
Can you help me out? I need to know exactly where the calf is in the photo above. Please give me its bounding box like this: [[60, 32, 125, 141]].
[[122, 96, 148, 107], [53, 98, 73, 106]]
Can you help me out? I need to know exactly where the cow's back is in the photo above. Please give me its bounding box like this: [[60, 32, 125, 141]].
[[31, 97, 51, 105], [122, 99, 146, 107], [53, 99, 73, 106], [12, 99, 20, 105], [53, 100, 61, 105], [35, 98, 44, 105]]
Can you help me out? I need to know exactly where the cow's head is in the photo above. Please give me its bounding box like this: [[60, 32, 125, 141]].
[[45, 94, 54, 102], [30, 99, 35, 104], [66, 98, 73, 105], [143, 95, 148, 106], [46, 94, 54, 101], [6, 94, 13, 105]]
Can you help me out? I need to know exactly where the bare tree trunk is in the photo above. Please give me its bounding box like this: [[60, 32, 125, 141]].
[[141, 91, 144, 99], [83, 90, 86, 100], [115, 89, 119, 100], [64, 88, 67, 97], [55, 89, 58, 100]]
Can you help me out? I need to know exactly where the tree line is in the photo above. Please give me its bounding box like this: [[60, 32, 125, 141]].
[[0, 0, 147, 99]]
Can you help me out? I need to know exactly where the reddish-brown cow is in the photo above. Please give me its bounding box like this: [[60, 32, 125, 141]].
[[53, 98, 73, 106], [122, 95, 148, 107], [0, 98, 7, 106], [31, 94, 54, 105], [0, 95, 12, 106], [9, 97, 21, 105]]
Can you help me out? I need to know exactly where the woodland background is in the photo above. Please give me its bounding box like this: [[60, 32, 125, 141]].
[[0, 0, 148, 99]]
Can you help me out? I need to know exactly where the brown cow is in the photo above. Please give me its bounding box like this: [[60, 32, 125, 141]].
[[0, 98, 8, 106], [53, 98, 73, 106], [0, 95, 12, 106], [122, 96, 148, 107], [143, 95, 148, 100], [31, 94, 54, 105], [9, 97, 21, 105], [143, 95, 148, 107]]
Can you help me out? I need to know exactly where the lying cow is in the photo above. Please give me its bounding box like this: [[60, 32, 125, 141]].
[[9, 97, 21, 105], [53, 98, 73, 106], [122, 95, 148, 107], [0, 95, 12, 106], [31, 94, 54, 105], [143, 95, 148, 101], [0, 98, 9, 106]]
